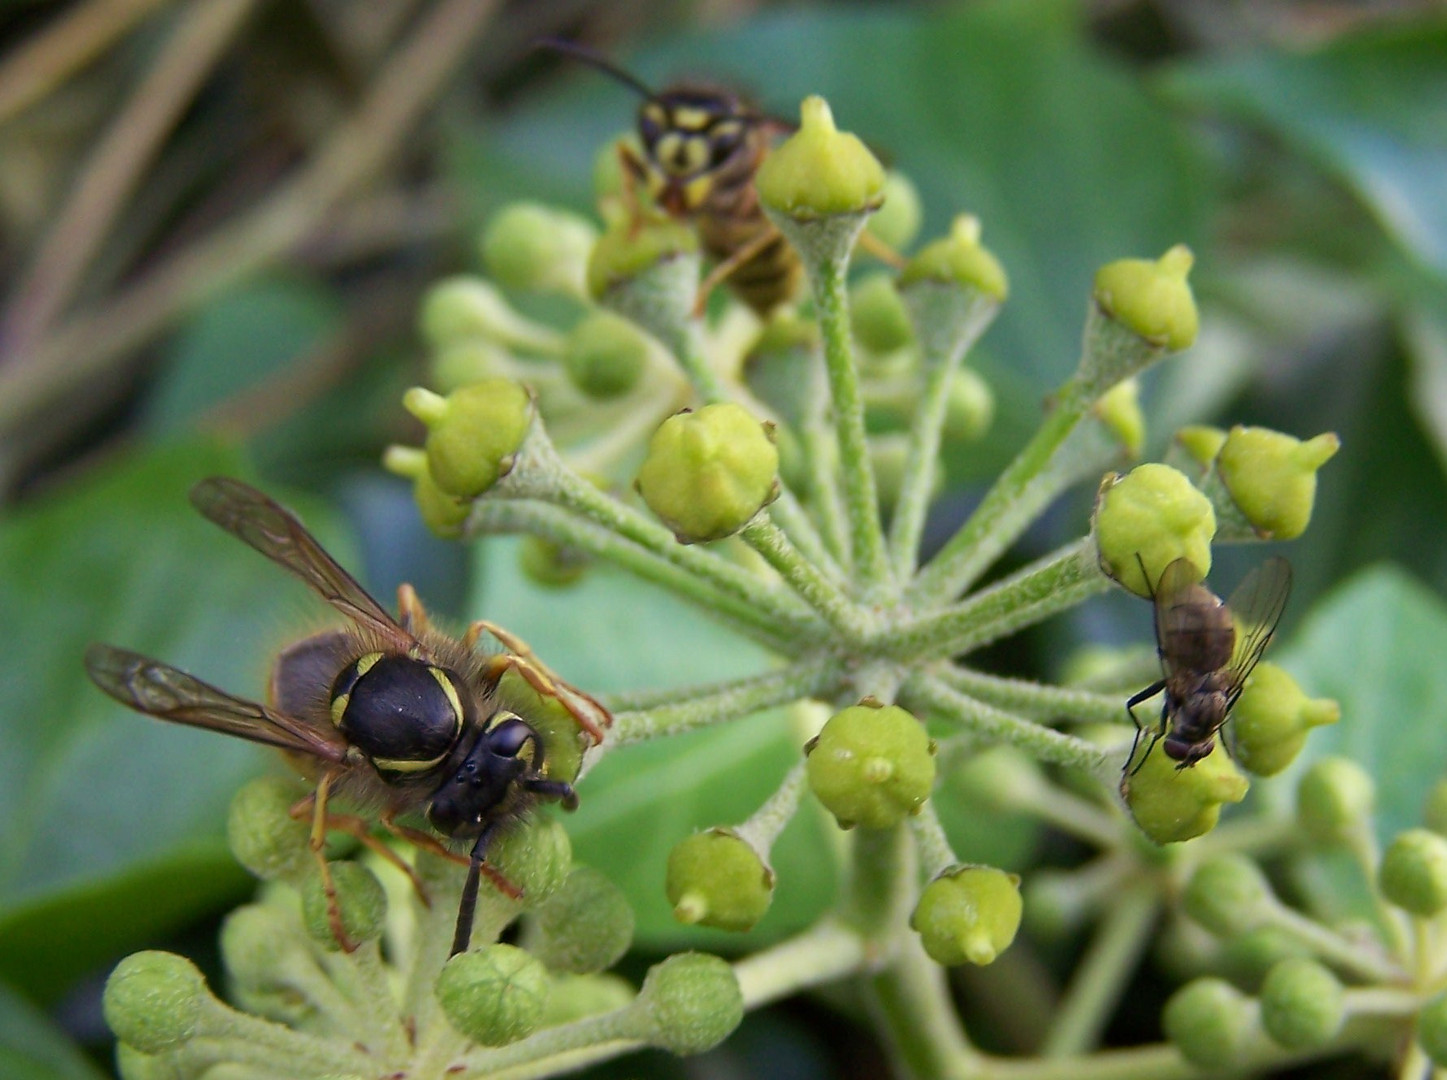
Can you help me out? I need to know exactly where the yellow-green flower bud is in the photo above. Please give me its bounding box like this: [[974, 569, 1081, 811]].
[[867, 169, 923, 250], [1259, 958, 1344, 1050], [542, 973, 634, 1026], [429, 340, 513, 394], [1121, 739, 1248, 844], [418, 276, 558, 354], [1162, 978, 1254, 1069], [910, 865, 1023, 966], [850, 273, 913, 354], [666, 828, 774, 932], [1418, 991, 1447, 1067], [1297, 757, 1375, 841], [1183, 854, 1275, 936], [756, 96, 884, 219], [1093, 244, 1198, 352], [1094, 378, 1145, 457], [481, 202, 596, 296], [384, 445, 472, 539], [898, 214, 1008, 300], [1425, 779, 1447, 836], [1216, 427, 1339, 541], [636, 403, 779, 543], [563, 310, 648, 399], [403, 379, 533, 499], [533, 865, 634, 974], [1175, 425, 1227, 468], [1231, 663, 1339, 776], [1094, 463, 1215, 597], [518, 535, 590, 588], [942, 367, 995, 443], [103, 952, 208, 1053], [226, 776, 311, 882], [437, 945, 548, 1046], [1379, 828, 1447, 916], [637, 952, 743, 1055], [300, 862, 386, 950], [489, 816, 573, 908], [585, 211, 698, 303], [220, 903, 307, 999], [805, 701, 936, 829]]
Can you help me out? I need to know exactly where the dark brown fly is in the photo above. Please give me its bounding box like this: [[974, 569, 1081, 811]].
[[86, 478, 609, 955], [1124, 556, 1292, 775], [538, 38, 802, 315]]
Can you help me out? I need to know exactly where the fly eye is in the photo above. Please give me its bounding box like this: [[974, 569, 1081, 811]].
[[488, 716, 534, 758]]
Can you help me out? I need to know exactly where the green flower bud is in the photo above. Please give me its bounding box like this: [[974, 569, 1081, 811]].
[[910, 865, 1023, 966], [1259, 958, 1345, 1049], [418, 276, 559, 354], [226, 776, 311, 882], [1120, 739, 1248, 844], [1424, 779, 1447, 836], [429, 339, 513, 395], [805, 701, 936, 829], [1183, 854, 1275, 936], [1219, 927, 1312, 988], [300, 862, 387, 949], [1216, 427, 1340, 541], [1379, 828, 1447, 916], [1093, 244, 1198, 352], [942, 367, 994, 443], [636, 952, 743, 1055], [898, 215, 1008, 301], [563, 310, 649, 398], [533, 865, 635, 974], [489, 815, 573, 907], [1297, 758, 1374, 842], [1094, 463, 1216, 597], [542, 973, 635, 1026], [636, 403, 779, 543], [866, 169, 923, 251], [481, 202, 596, 296], [103, 952, 208, 1053], [403, 379, 534, 499], [585, 211, 698, 303], [850, 273, 913, 354], [1175, 425, 1227, 468], [1094, 378, 1145, 457], [220, 903, 305, 993], [666, 828, 774, 932], [1231, 663, 1339, 776], [385, 445, 473, 539], [437, 944, 549, 1046], [1418, 991, 1447, 1067], [1162, 978, 1254, 1069], [756, 96, 884, 219], [518, 535, 590, 588]]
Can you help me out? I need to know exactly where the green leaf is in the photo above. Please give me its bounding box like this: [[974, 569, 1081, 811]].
[[1160, 18, 1447, 279], [1274, 563, 1447, 840], [471, 538, 834, 943], [0, 441, 351, 1000], [0, 979, 107, 1080]]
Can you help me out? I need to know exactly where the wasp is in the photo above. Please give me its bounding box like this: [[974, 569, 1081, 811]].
[[86, 478, 609, 955], [539, 37, 803, 316], [1124, 555, 1292, 775]]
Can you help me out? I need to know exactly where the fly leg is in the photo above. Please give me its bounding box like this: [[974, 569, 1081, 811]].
[[1124, 679, 1165, 777]]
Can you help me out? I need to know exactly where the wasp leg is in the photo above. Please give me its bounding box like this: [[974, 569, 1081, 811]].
[[692, 226, 784, 317], [1124, 680, 1165, 777], [397, 583, 430, 635], [525, 776, 579, 811], [293, 773, 358, 953], [465, 619, 611, 744], [377, 811, 468, 868], [616, 143, 654, 238], [450, 821, 522, 956], [855, 228, 907, 269], [312, 808, 431, 908]]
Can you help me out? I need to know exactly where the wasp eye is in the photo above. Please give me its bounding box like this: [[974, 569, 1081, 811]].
[[488, 716, 534, 758]]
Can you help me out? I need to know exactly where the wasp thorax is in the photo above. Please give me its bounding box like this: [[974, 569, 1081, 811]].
[[329, 653, 464, 775], [426, 713, 541, 837]]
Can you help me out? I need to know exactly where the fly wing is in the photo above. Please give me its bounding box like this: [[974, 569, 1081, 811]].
[[190, 477, 417, 654], [1224, 557, 1292, 701], [86, 643, 350, 762], [1151, 557, 1206, 679]]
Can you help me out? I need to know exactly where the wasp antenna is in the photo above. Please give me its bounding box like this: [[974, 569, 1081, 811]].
[[534, 36, 657, 100]]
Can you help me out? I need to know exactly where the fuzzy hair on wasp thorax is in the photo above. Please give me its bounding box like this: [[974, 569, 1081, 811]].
[[85, 477, 610, 957]]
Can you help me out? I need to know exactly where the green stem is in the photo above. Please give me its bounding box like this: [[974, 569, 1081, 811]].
[[1264, 900, 1407, 984], [843, 824, 913, 941], [813, 242, 892, 595], [934, 666, 1127, 726], [734, 917, 870, 1008], [889, 539, 1110, 663], [799, 379, 853, 569], [908, 803, 960, 879], [741, 517, 875, 638], [902, 673, 1110, 775], [735, 760, 809, 853], [869, 935, 982, 1080], [607, 654, 843, 747], [1040, 883, 1157, 1057]]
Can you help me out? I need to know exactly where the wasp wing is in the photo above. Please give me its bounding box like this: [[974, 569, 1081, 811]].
[[1224, 557, 1292, 702], [190, 477, 416, 654], [85, 643, 350, 762]]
